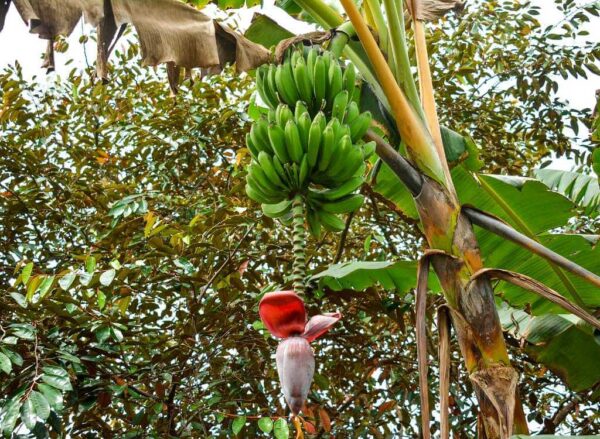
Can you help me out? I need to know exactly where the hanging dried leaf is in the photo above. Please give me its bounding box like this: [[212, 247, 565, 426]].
[[214, 21, 270, 71], [437, 306, 451, 439], [408, 0, 464, 22], [12, 0, 82, 38], [4, 0, 270, 84], [415, 255, 431, 439], [470, 268, 600, 330], [0, 0, 11, 32]]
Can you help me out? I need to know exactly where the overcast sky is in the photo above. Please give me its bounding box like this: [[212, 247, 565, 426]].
[[0, 0, 598, 171]]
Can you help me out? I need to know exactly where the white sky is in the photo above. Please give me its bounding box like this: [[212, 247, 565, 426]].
[[0, 0, 598, 171]]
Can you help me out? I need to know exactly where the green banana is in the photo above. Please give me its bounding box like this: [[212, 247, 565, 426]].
[[315, 111, 326, 131], [307, 208, 322, 239], [313, 57, 327, 110], [319, 194, 364, 215], [344, 101, 359, 125], [276, 104, 293, 127], [284, 120, 304, 164], [332, 90, 349, 121], [284, 61, 301, 105], [250, 120, 272, 155], [273, 155, 292, 186], [307, 115, 322, 168], [318, 210, 346, 232], [327, 61, 343, 108], [290, 49, 302, 66], [261, 199, 293, 218], [267, 65, 280, 104], [342, 63, 357, 101], [317, 123, 337, 172], [312, 177, 363, 201], [268, 124, 290, 163], [362, 141, 376, 159], [246, 184, 280, 205], [306, 48, 318, 77], [294, 101, 309, 121], [246, 133, 260, 160], [293, 57, 313, 108], [325, 134, 352, 178], [297, 112, 311, 151], [258, 151, 286, 188], [256, 66, 278, 109], [332, 147, 364, 182], [298, 154, 309, 188], [248, 163, 279, 195], [274, 63, 298, 107], [350, 111, 372, 142]]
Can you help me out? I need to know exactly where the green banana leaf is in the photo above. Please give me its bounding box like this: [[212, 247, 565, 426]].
[[310, 260, 441, 294], [534, 168, 600, 216], [244, 13, 294, 49], [452, 166, 600, 312], [499, 304, 600, 392]]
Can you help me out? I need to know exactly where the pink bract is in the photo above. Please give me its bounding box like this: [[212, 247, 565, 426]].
[[258, 290, 341, 414]]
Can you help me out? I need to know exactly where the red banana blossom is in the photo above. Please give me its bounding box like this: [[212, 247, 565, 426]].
[[259, 290, 341, 414]]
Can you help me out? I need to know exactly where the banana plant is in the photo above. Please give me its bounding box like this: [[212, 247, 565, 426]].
[[4, 0, 597, 437], [242, 0, 600, 438]]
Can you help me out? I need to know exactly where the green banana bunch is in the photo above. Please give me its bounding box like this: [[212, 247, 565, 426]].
[[248, 46, 379, 235], [256, 47, 360, 118]]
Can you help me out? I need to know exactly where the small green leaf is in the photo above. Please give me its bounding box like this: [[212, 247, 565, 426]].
[[111, 327, 123, 342], [29, 391, 50, 420], [58, 351, 81, 364], [86, 256, 96, 274], [21, 262, 34, 284], [42, 373, 72, 391], [274, 418, 289, 439], [99, 269, 116, 286], [97, 291, 106, 310], [37, 383, 63, 410], [58, 271, 77, 290], [96, 326, 111, 343], [1, 399, 22, 435], [79, 272, 93, 286], [257, 417, 273, 433], [1, 347, 23, 366], [0, 352, 12, 374], [10, 323, 35, 340], [232, 415, 246, 435], [9, 293, 27, 308], [42, 366, 68, 378], [20, 397, 37, 429], [38, 275, 55, 299], [26, 275, 42, 301]]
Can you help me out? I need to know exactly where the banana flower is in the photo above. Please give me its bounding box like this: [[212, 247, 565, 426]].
[[259, 290, 341, 414]]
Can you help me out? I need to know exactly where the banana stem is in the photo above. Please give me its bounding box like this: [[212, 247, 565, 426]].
[[291, 194, 307, 294], [328, 22, 355, 57], [338, 0, 445, 184]]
